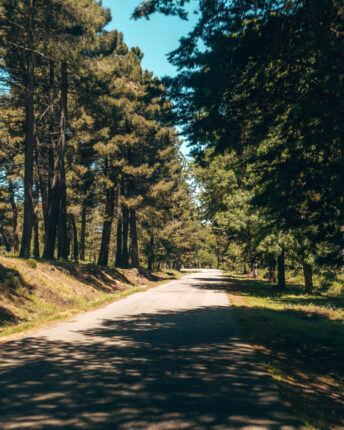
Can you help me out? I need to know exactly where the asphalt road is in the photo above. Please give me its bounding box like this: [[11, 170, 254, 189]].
[[0, 269, 305, 429]]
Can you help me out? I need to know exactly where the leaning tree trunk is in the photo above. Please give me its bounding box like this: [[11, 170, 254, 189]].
[[277, 249, 286, 289], [97, 187, 115, 266], [129, 208, 139, 269], [121, 206, 129, 268], [303, 263, 313, 294], [20, 1, 35, 258], [79, 203, 87, 261]]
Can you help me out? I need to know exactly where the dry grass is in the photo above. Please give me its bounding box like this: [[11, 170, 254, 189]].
[[0, 257, 184, 339]]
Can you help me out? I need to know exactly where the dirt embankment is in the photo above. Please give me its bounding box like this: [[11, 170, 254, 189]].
[[0, 256, 174, 338]]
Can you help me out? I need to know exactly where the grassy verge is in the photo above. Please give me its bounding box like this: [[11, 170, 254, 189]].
[[0, 256, 190, 340], [224, 274, 344, 430]]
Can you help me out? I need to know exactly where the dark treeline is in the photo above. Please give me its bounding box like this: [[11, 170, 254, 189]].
[[0, 0, 203, 270], [133, 0, 344, 293]]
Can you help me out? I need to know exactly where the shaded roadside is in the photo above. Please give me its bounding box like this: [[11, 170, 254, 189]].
[[221, 274, 344, 429]]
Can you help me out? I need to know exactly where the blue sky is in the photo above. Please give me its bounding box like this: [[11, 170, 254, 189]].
[[102, 0, 198, 78]]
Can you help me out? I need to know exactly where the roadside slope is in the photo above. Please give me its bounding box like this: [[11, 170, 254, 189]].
[[0, 256, 179, 338]]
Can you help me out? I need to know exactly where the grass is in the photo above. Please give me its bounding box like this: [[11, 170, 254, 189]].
[[0, 256, 188, 340], [224, 273, 344, 429]]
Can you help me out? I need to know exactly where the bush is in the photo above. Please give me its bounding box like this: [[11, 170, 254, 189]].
[[26, 258, 37, 269]]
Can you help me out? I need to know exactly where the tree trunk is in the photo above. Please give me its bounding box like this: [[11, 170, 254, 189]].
[[97, 187, 115, 266], [43, 61, 68, 260], [148, 236, 154, 271], [277, 249, 286, 289], [303, 263, 313, 294], [34, 133, 48, 234], [57, 62, 69, 260], [8, 179, 20, 253], [57, 156, 69, 259], [121, 205, 129, 268], [79, 203, 87, 261], [115, 212, 122, 268], [42, 178, 59, 259], [33, 201, 40, 259], [48, 61, 55, 189], [0, 227, 12, 252], [148, 255, 153, 271], [20, 1, 35, 258], [252, 262, 258, 279], [269, 264, 277, 283], [69, 214, 78, 261], [129, 209, 139, 268]]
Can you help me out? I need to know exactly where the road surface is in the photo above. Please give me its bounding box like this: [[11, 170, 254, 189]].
[[0, 269, 304, 429]]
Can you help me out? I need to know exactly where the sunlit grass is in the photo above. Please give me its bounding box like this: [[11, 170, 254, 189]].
[[226, 273, 344, 429]]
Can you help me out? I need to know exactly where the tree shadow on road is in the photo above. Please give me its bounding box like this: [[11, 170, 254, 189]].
[[0, 305, 304, 429]]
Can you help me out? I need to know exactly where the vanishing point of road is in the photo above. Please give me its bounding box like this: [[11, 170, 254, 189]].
[[0, 270, 304, 429]]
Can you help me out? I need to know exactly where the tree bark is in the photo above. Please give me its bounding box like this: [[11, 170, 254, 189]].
[[277, 249, 286, 289], [34, 133, 48, 234], [20, 0, 35, 258], [115, 209, 122, 268], [7, 179, 20, 253], [148, 236, 154, 271], [33, 201, 40, 259], [252, 262, 258, 279], [269, 264, 277, 283], [243, 262, 248, 275], [97, 187, 115, 266], [43, 61, 68, 260], [0, 226, 12, 252], [79, 203, 87, 261], [42, 178, 59, 259], [121, 205, 129, 268], [57, 62, 69, 260], [129, 209, 139, 269], [303, 263, 313, 294], [48, 61, 55, 189], [69, 214, 78, 261]]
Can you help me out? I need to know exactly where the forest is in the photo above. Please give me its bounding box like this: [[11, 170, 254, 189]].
[[0, 0, 205, 271], [0, 1, 343, 428], [0, 0, 343, 294]]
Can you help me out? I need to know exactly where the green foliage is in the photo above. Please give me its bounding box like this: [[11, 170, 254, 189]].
[[138, 0, 344, 290], [0, 0, 204, 270], [197, 249, 217, 268]]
